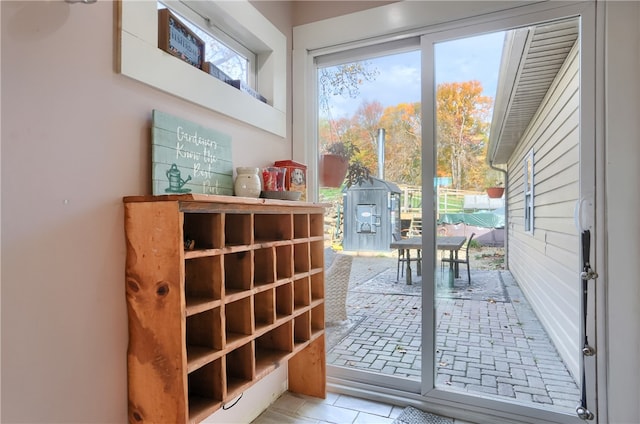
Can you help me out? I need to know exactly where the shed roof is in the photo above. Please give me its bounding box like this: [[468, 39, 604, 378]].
[[488, 18, 579, 165], [345, 177, 401, 193]]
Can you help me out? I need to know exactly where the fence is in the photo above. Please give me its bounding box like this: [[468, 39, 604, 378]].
[[399, 186, 485, 216]]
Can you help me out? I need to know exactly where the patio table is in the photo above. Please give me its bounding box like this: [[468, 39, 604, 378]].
[[390, 236, 466, 285], [390, 236, 422, 285]]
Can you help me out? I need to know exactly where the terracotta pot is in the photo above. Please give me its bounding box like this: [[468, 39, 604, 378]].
[[486, 187, 505, 198], [320, 154, 348, 187]]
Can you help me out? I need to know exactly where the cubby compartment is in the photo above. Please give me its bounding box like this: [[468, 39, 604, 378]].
[[184, 213, 223, 250], [224, 214, 252, 246], [188, 358, 224, 422], [224, 251, 252, 294], [294, 311, 311, 344], [293, 277, 311, 311], [293, 242, 310, 273], [275, 244, 293, 279], [185, 256, 223, 313], [255, 322, 293, 376], [225, 298, 253, 347], [187, 308, 224, 369], [311, 304, 325, 335], [254, 214, 292, 242], [225, 342, 254, 400], [254, 289, 275, 332], [275, 283, 293, 319], [310, 240, 324, 270], [253, 248, 275, 287], [310, 271, 324, 302], [309, 213, 323, 237], [293, 214, 309, 239]]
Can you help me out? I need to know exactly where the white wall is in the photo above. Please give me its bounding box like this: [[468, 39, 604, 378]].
[[603, 2, 640, 422], [291, 0, 398, 26], [0, 1, 291, 422]]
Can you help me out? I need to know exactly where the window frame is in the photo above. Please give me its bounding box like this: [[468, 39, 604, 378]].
[[524, 148, 534, 234], [159, 1, 255, 85], [117, 0, 286, 137]]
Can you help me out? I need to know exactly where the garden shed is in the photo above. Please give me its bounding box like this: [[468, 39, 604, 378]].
[[342, 177, 401, 252]]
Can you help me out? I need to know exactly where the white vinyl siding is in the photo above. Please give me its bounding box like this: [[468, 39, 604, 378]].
[[506, 41, 581, 380]]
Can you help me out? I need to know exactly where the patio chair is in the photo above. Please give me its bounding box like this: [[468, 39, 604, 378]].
[[324, 253, 353, 323], [408, 216, 422, 237], [441, 232, 475, 284]]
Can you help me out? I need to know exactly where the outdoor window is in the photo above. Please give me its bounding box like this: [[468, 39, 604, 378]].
[[524, 149, 534, 233], [118, 0, 286, 136]]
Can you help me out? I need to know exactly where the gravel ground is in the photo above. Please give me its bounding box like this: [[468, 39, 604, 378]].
[[469, 247, 505, 270]]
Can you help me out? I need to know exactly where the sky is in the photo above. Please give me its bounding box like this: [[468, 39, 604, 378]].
[[322, 31, 505, 119]]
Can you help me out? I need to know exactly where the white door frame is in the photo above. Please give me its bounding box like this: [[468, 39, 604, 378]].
[[293, 2, 603, 423]]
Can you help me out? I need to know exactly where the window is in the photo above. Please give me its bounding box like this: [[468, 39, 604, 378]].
[[157, 1, 253, 84], [524, 149, 534, 233], [118, 0, 286, 136]]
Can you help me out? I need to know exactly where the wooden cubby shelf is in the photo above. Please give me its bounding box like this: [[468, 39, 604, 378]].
[[276, 282, 293, 319], [293, 242, 310, 274], [309, 214, 324, 237], [294, 311, 311, 344], [254, 247, 276, 287], [310, 271, 324, 302], [123, 194, 326, 423], [293, 277, 311, 311], [225, 214, 252, 246]]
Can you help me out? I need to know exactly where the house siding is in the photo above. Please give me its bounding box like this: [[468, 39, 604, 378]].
[[506, 41, 581, 380]]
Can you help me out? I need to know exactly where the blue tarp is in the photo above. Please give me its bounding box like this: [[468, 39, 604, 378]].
[[438, 212, 505, 229]]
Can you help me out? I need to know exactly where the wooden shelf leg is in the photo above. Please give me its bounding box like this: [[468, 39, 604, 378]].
[[288, 335, 326, 398]]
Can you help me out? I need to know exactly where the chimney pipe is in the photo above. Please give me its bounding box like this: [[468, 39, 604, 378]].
[[377, 128, 385, 180]]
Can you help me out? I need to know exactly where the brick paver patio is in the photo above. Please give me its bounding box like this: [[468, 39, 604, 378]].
[[325, 253, 580, 411]]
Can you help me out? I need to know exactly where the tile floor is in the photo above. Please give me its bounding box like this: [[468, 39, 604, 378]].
[[252, 391, 476, 424]]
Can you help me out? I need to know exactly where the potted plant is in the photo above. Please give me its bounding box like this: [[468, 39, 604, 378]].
[[486, 181, 505, 198], [320, 140, 373, 188], [484, 170, 505, 198]]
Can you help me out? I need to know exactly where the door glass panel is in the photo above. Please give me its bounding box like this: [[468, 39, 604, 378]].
[[318, 49, 423, 385], [433, 22, 581, 414]]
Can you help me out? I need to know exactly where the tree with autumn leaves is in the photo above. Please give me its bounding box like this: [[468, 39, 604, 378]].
[[436, 80, 492, 191], [319, 72, 493, 190], [380, 102, 422, 184]]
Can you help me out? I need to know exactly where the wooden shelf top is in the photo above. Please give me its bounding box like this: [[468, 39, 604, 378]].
[[123, 193, 328, 209]]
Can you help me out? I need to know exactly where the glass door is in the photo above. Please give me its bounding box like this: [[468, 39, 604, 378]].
[[421, 6, 596, 423], [310, 3, 597, 422]]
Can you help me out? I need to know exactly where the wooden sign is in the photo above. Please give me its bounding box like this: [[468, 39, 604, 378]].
[[158, 8, 205, 69], [152, 110, 233, 196]]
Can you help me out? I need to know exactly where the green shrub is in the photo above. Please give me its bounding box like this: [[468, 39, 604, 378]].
[[468, 239, 481, 249]]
